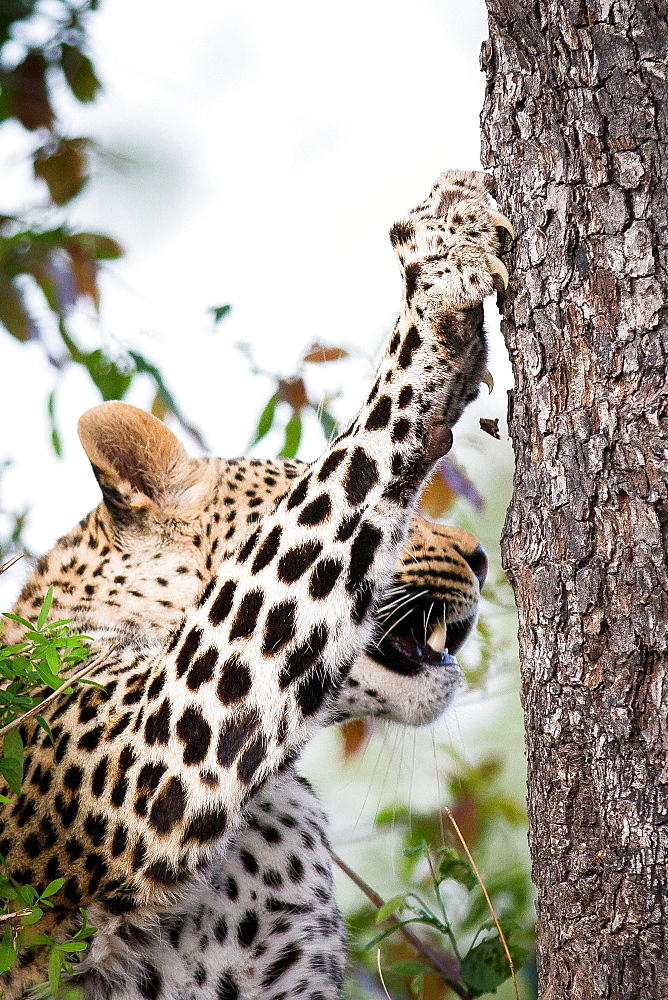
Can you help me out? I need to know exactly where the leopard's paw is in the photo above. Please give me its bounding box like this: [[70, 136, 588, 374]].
[[390, 170, 513, 310]]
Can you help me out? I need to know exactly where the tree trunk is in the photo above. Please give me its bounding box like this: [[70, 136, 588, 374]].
[[479, 2, 668, 997]]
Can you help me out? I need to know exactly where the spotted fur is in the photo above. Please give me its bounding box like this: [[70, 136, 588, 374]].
[[0, 170, 510, 999]]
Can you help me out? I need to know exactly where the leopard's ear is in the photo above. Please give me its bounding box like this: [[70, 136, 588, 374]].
[[78, 402, 198, 523]]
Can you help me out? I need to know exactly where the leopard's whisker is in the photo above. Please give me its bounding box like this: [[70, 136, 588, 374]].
[[422, 601, 436, 646], [377, 586, 428, 615], [375, 604, 424, 647], [376, 588, 427, 625]]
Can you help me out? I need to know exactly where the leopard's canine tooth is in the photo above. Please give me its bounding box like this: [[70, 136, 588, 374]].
[[486, 254, 509, 289], [427, 623, 446, 653], [489, 210, 515, 239]]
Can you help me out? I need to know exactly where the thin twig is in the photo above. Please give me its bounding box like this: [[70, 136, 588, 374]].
[[331, 850, 469, 1000], [0, 908, 32, 927], [0, 553, 24, 577], [0, 642, 119, 739], [445, 807, 520, 1000]]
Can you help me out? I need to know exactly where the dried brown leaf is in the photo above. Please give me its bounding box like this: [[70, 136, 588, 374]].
[[339, 718, 370, 760], [479, 417, 500, 439], [419, 469, 456, 519], [277, 376, 308, 412], [33, 139, 88, 205], [0, 278, 33, 341], [11, 52, 54, 131], [303, 343, 349, 363]]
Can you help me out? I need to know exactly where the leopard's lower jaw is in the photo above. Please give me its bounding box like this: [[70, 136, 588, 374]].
[[341, 649, 463, 728]]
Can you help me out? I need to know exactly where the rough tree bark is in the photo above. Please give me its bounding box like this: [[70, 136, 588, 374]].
[[479, 2, 668, 998]]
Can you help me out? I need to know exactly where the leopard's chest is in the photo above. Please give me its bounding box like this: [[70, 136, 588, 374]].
[[71, 771, 346, 1000]]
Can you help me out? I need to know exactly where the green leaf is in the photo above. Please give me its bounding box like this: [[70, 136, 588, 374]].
[[0, 876, 17, 898], [1, 727, 23, 795], [2, 614, 32, 629], [78, 678, 106, 692], [410, 975, 425, 998], [460, 935, 522, 996], [510, 942, 529, 969], [36, 586, 54, 631], [386, 961, 432, 977], [34, 715, 54, 743], [77, 908, 94, 934], [278, 410, 302, 458], [42, 643, 61, 677], [79, 350, 133, 401], [21, 905, 43, 925], [315, 404, 338, 443], [0, 925, 16, 976], [209, 304, 232, 324], [374, 803, 409, 827], [251, 392, 278, 446], [403, 843, 427, 858], [47, 390, 62, 457], [363, 918, 425, 952], [48, 943, 63, 994], [73, 925, 96, 941], [438, 848, 477, 891], [30, 934, 57, 947], [14, 883, 36, 906], [375, 895, 405, 924], [30, 656, 60, 690], [41, 878, 65, 899], [59, 940, 87, 952], [60, 45, 101, 103], [459, 957, 503, 995]]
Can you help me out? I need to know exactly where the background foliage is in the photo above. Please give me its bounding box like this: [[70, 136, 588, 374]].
[[0, 2, 535, 996], [0, 0, 204, 563]]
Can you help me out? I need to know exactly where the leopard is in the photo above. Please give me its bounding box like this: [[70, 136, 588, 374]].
[[0, 169, 512, 1000]]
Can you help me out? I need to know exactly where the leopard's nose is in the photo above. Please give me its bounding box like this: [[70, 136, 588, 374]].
[[463, 544, 488, 587]]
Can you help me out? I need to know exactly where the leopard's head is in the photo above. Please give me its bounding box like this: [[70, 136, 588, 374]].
[[11, 401, 484, 728]]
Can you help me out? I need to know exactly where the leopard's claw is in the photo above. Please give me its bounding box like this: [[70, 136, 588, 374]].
[[486, 254, 509, 290], [488, 210, 515, 240]]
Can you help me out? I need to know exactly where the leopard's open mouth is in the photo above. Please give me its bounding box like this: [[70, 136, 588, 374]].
[[369, 588, 476, 676]]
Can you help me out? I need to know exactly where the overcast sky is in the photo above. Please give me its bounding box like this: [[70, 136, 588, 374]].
[[0, 0, 513, 603]]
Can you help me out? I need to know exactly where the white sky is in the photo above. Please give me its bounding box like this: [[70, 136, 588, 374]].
[[0, 0, 513, 600]]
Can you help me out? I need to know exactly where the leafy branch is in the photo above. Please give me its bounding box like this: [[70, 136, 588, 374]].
[[0, 576, 107, 993], [338, 840, 527, 1000], [0, 0, 205, 455], [0, 641, 117, 742], [333, 851, 467, 998], [238, 340, 349, 458]]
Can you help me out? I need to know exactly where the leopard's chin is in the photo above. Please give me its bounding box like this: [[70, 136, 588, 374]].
[[371, 611, 476, 677]]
